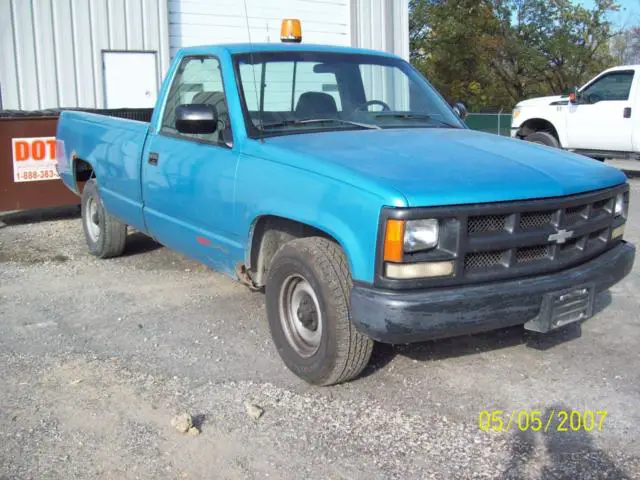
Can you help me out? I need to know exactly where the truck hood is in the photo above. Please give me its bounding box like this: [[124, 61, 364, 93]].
[[260, 128, 626, 207], [516, 95, 565, 107]]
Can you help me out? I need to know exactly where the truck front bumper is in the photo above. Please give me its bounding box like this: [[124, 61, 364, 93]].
[[350, 242, 635, 344]]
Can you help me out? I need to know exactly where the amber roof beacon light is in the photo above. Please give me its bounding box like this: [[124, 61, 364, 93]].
[[281, 19, 302, 43]]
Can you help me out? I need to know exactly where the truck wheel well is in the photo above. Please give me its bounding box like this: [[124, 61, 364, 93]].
[[74, 159, 94, 193], [248, 216, 340, 287], [519, 119, 559, 142]]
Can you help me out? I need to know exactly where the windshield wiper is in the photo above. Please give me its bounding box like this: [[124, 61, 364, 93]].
[[260, 118, 381, 130], [374, 113, 459, 129]]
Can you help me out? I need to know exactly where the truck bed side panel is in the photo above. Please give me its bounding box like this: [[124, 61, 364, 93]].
[[56, 111, 149, 232]]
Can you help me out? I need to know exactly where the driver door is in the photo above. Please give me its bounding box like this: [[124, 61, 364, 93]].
[[566, 70, 635, 152], [141, 55, 239, 271]]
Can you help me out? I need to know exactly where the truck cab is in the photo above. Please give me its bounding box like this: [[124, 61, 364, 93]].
[[56, 38, 635, 386], [512, 65, 640, 159]]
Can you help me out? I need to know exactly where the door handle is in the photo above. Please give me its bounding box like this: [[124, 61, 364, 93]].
[[148, 152, 159, 166], [624, 107, 632, 118]]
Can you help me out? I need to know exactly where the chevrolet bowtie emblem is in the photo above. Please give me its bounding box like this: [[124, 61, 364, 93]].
[[548, 229, 574, 244]]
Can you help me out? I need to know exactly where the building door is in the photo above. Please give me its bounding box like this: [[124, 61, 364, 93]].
[[103, 51, 158, 108]]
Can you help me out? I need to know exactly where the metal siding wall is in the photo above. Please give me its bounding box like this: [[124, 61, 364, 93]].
[[108, 0, 128, 50], [52, 0, 79, 107], [0, 2, 18, 109], [90, 1, 110, 109], [72, 0, 97, 106], [351, 0, 409, 59], [12, 0, 39, 110], [168, 0, 351, 57], [157, 0, 171, 76], [0, 0, 171, 110], [32, 1, 59, 108], [125, 0, 144, 49]]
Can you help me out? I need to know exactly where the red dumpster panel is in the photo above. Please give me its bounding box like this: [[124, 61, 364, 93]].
[[0, 116, 79, 212]]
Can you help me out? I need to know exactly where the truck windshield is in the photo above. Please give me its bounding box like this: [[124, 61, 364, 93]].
[[234, 51, 464, 138]]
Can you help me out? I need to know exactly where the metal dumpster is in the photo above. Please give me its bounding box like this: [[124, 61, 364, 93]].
[[0, 111, 76, 212]]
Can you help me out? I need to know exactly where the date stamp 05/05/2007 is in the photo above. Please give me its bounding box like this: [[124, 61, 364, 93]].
[[478, 409, 608, 433]]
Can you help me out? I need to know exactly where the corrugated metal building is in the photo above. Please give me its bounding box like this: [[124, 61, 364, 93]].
[[0, 0, 408, 111], [0, 0, 170, 111]]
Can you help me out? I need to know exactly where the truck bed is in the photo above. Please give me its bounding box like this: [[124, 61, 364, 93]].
[[56, 109, 152, 232]]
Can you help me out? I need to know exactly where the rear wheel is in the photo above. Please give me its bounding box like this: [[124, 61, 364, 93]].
[[81, 179, 127, 258], [524, 131, 560, 148], [266, 237, 373, 386]]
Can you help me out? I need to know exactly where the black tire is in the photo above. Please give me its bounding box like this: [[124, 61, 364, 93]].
[[81, 179, 127, 258], [265, 237, 373, 386], [524, 131, 560, 148]]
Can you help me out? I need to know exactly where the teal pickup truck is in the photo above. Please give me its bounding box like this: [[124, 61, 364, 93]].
[[56, 42, 634, 385]]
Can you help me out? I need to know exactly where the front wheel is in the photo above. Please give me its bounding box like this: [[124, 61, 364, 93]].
[[524, 131, 560, 148], [81, 179, 127, 258], [265, 237, 373, 385]]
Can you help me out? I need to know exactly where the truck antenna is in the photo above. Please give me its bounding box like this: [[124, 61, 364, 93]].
[[243, 0, 264, 143]]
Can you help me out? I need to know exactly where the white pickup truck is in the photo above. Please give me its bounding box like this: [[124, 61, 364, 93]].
[[511, 65, 640, 160]]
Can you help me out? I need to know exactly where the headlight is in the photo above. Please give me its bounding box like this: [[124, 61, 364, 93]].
[[404, 219, 439, 252], [382, 216, 456, 279], [512, 108, 521, 121], [614, 193, 625, 216]]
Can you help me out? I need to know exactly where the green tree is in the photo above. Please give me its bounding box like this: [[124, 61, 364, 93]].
[[492, 0, 619, 98], [611, 26, 640, 64], [410, 0, 620, 111], [410, 0, 508, 111]]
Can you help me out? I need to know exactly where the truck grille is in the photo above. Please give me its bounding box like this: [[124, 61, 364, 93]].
[[465, 250, 507, 270], [461, 187, 626, 281], [468, 215, 506, 234], [378, 184, 628, 290], [519, 210, 554, 231], [516, 244, 550, 264]]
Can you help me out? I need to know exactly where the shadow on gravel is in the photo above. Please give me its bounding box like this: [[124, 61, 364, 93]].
[[121, 232, 163, 256], [0, 205, 80, 226], [501, 402, 630, 479], [192, 413, 206, 431], [363, 291, 612, 376]]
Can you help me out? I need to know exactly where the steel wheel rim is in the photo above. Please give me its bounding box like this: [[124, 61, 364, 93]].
[[85, 197, 101, 242], [279, 274, 323, 358]]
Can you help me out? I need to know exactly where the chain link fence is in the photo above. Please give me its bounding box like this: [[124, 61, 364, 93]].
[[465, 112, 513, 136]]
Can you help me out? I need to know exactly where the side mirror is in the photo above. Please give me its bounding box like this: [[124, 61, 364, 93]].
[[452, 101, 468, 120], [568, 86, 579, 104], [175, 104, 218, 134]]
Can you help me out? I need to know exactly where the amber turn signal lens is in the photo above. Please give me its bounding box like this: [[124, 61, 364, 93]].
[[384, 219, 405, 262], [281, 19, 302, 43]]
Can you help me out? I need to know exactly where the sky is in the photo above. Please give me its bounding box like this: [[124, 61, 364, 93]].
[[580, 0, 640, 28]]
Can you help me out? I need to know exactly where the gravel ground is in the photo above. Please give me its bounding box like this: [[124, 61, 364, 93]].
[[1, 181, 640, 479]]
